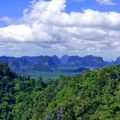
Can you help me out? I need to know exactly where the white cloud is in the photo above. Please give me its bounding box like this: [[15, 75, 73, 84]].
[[69, 0, 116, 6], [0, 17, 16, 25], [97, 0, 116, 5], [0, 0, 119, 59], [0, 17, 11, 23]]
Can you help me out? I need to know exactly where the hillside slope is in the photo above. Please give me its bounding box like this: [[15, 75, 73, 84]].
[[1, 62, 120, 120]]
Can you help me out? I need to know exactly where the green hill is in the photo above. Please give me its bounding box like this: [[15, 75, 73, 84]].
[[1, 62, 120, 120]]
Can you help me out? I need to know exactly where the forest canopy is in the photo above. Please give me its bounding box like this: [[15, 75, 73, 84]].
[[1, 62, 120, 120]]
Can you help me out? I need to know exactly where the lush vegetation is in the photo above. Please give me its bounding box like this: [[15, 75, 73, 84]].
[[1, 62, 120, 120]]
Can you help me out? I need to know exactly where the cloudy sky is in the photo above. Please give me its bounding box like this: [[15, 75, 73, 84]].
[[0, 0, 120, 60]]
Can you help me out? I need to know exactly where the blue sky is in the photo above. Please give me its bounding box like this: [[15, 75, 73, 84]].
[[0, 0, 120, 60], [66, 0, 120, 12], [0, 0, 120, 18], [0, 0, 29, 18]]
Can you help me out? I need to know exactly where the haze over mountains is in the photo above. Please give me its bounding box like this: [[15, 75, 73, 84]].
[[0, 55, 120, 74]]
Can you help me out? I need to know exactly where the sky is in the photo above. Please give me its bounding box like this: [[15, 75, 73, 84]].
[[0, 0, 120, 60]]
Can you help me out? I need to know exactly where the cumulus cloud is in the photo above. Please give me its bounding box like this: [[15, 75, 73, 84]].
[[0, 0, 120, 59]]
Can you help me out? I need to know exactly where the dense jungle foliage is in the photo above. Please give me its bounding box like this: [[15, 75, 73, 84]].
[[1, 62, 120, 120]]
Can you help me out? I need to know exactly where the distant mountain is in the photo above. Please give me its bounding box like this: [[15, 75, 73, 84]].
[[106, 57, 120, 66], [51, 55, 61, 65], [0, 56, 60, 72], [60, 55, 105, 68], [0, 55, 120, 74], [67, 56, 83, 66], [115, 57, 120, 64], [82, 55, 105, 67], [60, 55, 70, 64]]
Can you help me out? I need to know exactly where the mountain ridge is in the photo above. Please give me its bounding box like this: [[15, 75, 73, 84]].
[[0, 55, 120, 74]]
